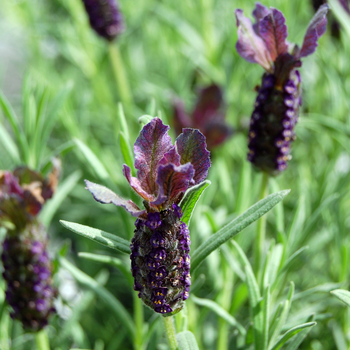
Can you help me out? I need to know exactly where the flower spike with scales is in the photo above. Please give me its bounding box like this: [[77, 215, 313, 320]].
[[235, 3, 329, 174], [85, 117, 211, 315], [0, 165, 59, 331]]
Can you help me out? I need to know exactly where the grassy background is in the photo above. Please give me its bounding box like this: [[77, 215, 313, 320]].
[[1, 0, 350, 349]]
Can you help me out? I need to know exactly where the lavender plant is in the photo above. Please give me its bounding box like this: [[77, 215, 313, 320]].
[[173, 84, 233, 150], [235, 3, 329, 174], [0, 166, 59, 331]]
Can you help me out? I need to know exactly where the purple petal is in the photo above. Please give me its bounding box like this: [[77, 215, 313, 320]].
[[175, 129, 210, 184], [235, 9, 273, 71], [85, 180, 145, 217], [134, 118, 173, 196], [192, 84, 223, 126], [123, 165, 155, 202], [252, 2, 270, 34], [259, 9, 289, 61], [299, 4, 329, 58], [159, 147, 181, 166], [173, 99, 192, 136], [152, 163, 195, 206]]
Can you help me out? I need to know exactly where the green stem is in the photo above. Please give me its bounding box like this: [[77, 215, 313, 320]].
[[108, 43, 133, 112], [217, 266, 234, 350], [133, 294, 145, 350], [35, 329, 50, 350], [162, 316, 178, 350], [254, 172, 269, 274]]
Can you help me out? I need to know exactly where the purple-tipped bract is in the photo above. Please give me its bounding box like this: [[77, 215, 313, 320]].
[[235, 3, 329, 174], [173, 84, 233, 150], [85, 118, 211, 314]]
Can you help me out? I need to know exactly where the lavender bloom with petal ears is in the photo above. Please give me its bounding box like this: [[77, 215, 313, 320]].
[[173, 84, 233, 150], [85, 118, 211, 315], [235, 3, 329, 175], [0, 167, 59, 331], [82, 0, 124, 41]]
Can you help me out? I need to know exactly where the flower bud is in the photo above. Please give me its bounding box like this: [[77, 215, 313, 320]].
[[130, 204, 190, 315], [82, 0, 124, 41]]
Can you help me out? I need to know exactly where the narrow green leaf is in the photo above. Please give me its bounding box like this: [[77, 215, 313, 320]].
[[330, 320, 347, 350], [262, 286, 270, 350], [0, 90, 29, 163], [270, 322, 316, 350], [119, 132, 134, 173], [117, 103, 130, 141], [278, 247, 309, 276], [330, 289, 350, 307], [60, 257, 135, 338], [268, 282, 294, 349], [0, 123, 20, 163], [191, 295, 246, 336], [78, 252, 132, 285], [263, 244, 283, 289], [221, 245, 245, 281], [176, 331, 199, 350], [245, 265, 263, 350], [179, 180, 211, 226], [191, 190, 290, 272], [59, 220, 131, 254], [74, 138, 109, 180], [284, 315, 315, 350], [40, 170, 81, 227], [293, 283, 342, 301]]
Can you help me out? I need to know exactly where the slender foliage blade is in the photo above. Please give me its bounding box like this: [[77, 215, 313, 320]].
[[179, 180, 211, 226], [59, 220, 131, 254], [191, 190, 290, 272]]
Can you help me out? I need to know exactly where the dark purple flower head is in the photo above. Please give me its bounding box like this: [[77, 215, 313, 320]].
[[82, 0, 124, 41], [85, 118, 210, 315], [173, 84, 234, 150], [0, 165, 60, 230], [235, 3, 329, 175], [1, 223, 56, 331]]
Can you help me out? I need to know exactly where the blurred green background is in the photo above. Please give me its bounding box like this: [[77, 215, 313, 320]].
[[1, 0, 350, 349]]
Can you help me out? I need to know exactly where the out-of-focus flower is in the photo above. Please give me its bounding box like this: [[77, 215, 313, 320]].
[[86, 118, 210, 315], [82, 0, 124, 41], [235, 3, 329, 174], [0, 166, 59, 331], [173, 84, 233, 150]]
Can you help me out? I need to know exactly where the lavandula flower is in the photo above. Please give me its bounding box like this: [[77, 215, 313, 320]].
[[173, 84, 233, 150], [0, 166, 59, 331], [82, 0, 124, 41], [85, 118, 210, 315], [235, 3, 329, 174]]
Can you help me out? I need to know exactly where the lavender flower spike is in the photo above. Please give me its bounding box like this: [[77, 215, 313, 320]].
[[0, 166, 59, 331], [82, 0, 124, 41], [86, 118, 211, 315], [235, 3, 329, 174]]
